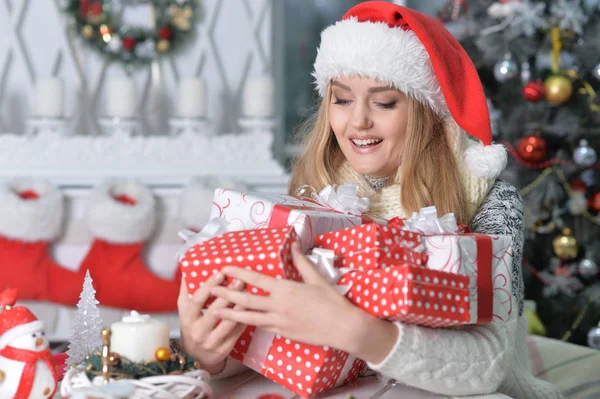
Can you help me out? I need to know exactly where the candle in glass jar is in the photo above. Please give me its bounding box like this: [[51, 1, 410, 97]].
[[176, 77, 206, 118], [110, 311, 170, 363], [106, 77, 137, 118], [34, 77, 64, 118], [242, 76, 274, 118]]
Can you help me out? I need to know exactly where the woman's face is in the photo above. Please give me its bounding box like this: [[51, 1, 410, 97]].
[[329, 76, 409, 178]]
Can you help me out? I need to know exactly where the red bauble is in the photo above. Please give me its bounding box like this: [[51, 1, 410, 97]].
[[589, 192, 600, 213], [523, 80, 546, 102], [517, 136, 547, 163], [122, 36, 137, 51], [158, 27, 173, 40]]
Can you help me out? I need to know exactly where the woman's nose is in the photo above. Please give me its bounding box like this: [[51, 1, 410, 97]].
[[351, 105, 373, 130]]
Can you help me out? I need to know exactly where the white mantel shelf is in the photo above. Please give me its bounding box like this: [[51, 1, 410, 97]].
[[0, 131, 289, 190]]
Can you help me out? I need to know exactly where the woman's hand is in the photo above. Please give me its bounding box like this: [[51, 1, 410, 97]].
[[177, 272, 247, 374], [208, 241, 364, 351]]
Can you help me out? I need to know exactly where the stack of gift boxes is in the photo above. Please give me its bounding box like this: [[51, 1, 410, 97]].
[[178, 185, 516, 398]]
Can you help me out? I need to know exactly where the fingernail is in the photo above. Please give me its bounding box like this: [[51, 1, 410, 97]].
[[232, 279, 245, 290], [222, 267, 232, 273], [214, 272, 224, 282]]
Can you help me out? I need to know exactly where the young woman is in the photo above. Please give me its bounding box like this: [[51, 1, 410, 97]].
[[178, 3, 563, 398]]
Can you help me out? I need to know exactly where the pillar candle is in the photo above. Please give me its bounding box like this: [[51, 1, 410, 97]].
[[176, 77, 206, 118], [242, 76, 274, 118], [110, 311, 170, 363], [106, 77, 137, 118], [34, 77, 64, 118]]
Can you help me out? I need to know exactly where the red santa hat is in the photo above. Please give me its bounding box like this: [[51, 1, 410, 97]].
[[0, 289, 44, 348], [313, 1, 506, 179]]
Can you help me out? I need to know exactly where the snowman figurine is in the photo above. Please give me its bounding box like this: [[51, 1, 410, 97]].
[[0, 289, 58, 398]]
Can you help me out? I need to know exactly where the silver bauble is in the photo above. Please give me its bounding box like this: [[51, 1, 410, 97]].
[[588, 324, 600, 349], [573, 140, 598, 168], [593, 63, 600, 81], [579, 258, 599, 278], [494, 53, 519, 82]]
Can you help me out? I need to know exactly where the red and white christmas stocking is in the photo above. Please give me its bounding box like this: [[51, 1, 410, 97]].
[[0, 180, 84, 304], [79, 180, 180, 312]]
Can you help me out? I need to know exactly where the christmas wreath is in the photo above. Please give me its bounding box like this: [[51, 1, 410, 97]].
[[65, 0, 198, 64]]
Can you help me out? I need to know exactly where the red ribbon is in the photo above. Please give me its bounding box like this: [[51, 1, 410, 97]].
[[465, 233, 493, 324], [0, 346, 58, 398]]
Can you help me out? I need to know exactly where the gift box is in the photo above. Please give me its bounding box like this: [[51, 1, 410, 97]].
[[179, 225, 302, 298], [337, 264, 471, 327], [389, 208, 516, 324], [234, 329, 367, 398], [314, 223, 427, 269], [210, 185, 383, 252]]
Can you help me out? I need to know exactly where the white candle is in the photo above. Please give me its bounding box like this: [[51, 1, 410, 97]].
[[242, 76, 274, 118], [34, 77, 64, 118], [177, 77, 206, 118], [106, 77, 137, 118], [110, 311, 170, 363]]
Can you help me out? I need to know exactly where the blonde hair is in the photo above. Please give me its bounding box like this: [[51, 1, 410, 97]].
[[288, 86, 469, 225]]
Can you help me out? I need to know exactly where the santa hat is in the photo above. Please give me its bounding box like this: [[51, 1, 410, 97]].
[[313, 1, 506, 179], [0, 289, 44, 348]]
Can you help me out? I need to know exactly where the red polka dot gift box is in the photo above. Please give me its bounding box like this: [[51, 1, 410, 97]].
[[314, 223, 427, 270], [338, 264, 471, 328], [209, 189, 384, 254], [387, 217, 518, 324]]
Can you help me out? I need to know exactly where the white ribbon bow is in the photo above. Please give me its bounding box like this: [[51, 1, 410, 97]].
[[402, 206, 460, 235], [177, 217, 236, 260], [299, 183, 369, 216], [305, 248, 352, 295]]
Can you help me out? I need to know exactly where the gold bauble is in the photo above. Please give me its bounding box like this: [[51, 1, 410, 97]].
[[156, 39, 171, 53], [544, 74, 573, 105], [155, 347, 172, 362], [81, 25, 94, 39], [552, 228, 578, 260]]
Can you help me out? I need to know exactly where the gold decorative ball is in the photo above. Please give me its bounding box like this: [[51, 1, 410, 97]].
[[552, 228, 578, 260], [544, 74, 573, 105], [81, 25, 94, 39], [156, 39, 170, 53], [155, 347, 172, 362]]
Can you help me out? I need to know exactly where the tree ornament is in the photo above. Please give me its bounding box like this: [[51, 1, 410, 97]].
[[593, 63, 600, 81], [588, 322, 600, 349], [494, 53, 519, 82], [523, 79, 546, 102], [553, 228, 579, 260], [579, 258, 599, 278], [588, 192, 600, 213], [66, 270, 103, 366], [122, 36, 137, 52], [573, 140, 598, 168], [169, 5, 193, 31], [544, 74, 573, 105], [157, 39, 171, 53], [568, 192, 589, 215], [155, 347, 172, 362], [81, 24, 94, 39], [158, 27, 173, 41], [517, 135, 547, 162]]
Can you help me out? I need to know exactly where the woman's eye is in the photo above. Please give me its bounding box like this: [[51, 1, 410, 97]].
[[377, 101, 397, 109], [333, 98, 350, 105]]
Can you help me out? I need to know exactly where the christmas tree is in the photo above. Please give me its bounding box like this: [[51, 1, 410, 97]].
[[66, 270, 103, 365], [437, 0, 600, 348]]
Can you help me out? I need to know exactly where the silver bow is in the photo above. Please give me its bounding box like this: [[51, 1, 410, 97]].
[[177, 217, 236, 260], [312, 183, 369, 216], [306, 247, 351, 295], [402, 206, 460, 235]]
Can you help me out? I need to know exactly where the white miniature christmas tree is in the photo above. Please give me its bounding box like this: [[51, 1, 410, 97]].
[[66, 270, 103, 366]]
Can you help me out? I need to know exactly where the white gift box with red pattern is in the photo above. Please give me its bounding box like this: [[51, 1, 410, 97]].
[[209, 188, 383, 252]]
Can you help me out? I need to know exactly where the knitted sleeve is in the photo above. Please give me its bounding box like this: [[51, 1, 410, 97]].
[[367, 179, 525, 396]]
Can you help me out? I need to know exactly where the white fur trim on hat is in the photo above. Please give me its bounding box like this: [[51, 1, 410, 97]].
[[179, 177, 249, 231], [86, 180, 156, 244], [0, 320, 44, 349], [0, 180, 63, 242], [464, 142, 507, 179], [313, 17, 449, 116]]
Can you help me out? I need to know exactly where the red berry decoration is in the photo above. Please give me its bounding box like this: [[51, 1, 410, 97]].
[[523, 79, 546, 102], [517, 135, 547, 163], [122, 36, 137, 51], [158, 26, 173, 40], [589, 192, 600, 213]]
